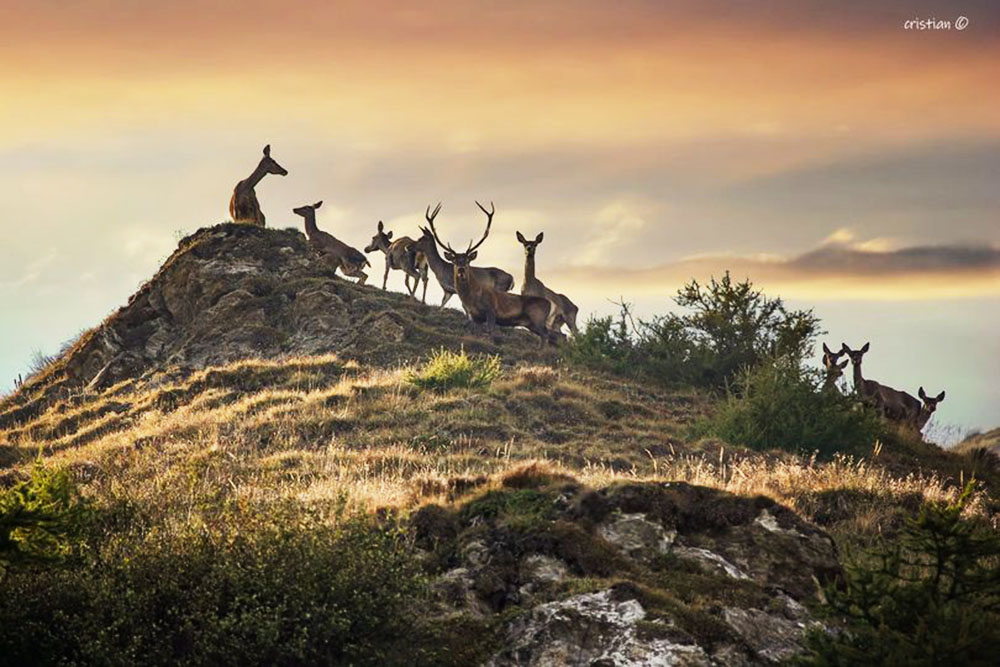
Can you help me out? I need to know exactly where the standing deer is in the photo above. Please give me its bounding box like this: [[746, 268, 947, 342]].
[[364, 221, 429, 303], [412, 205, 514, 310], [913, 387, 946, 431], [515, 231, 579, 336], [293, 201, 369, 284], [426, 201, 555, 347], [821, 343, 849, 391], [842, 342, 919, 424], [229, 144, 288, 227]]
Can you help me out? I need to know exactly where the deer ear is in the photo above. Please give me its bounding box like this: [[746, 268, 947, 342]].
[[516, 231, 526, 243], [468, 250, 478, 261], [314, 201, 323, 209], [936, 391, 946, 402], [861, 342, 870, 353], [444, 251, 455, 261], [263, 144, 271, 157], [919, 387, 927, 400], [536, 232, 544, 243], [377, 220, 384, 232], [839, 360, 849, 369], [840, 343, 850, 354], [823, 343, 832, 355], [386, 231, 393, 240]]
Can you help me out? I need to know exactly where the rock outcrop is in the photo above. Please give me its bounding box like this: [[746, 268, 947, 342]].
[[414, 470, 841, 665]]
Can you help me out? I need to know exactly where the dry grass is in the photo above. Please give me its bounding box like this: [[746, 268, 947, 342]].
[[1, 353, 994, 548]]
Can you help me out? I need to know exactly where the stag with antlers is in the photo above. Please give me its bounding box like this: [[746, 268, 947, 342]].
[[413, 203, 515, 310], [426, 201, 555, 347]]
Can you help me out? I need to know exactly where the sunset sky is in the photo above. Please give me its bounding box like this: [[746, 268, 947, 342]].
[[1, 1, 998, 436]]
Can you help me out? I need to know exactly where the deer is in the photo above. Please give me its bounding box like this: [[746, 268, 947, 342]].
[[821, 343, 849, 392], [364, 220, 429, 303], [229, 144, 288, 227], [841, 342, 920, 425], [912, 387, 946, 432], [425, 201, 556, 347], [515, 231, 579, 336], [411, 204, 514, 310], [293, 201, 369, 284]]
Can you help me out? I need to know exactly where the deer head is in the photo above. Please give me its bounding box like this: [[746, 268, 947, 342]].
[[841, 342, 870, 367], [822, 343, 849, 384], [515, 231, 545, 258], [365, 220, 393, 253], [918, 386, 946, 421], [426, 201, 494, 286], [292, 200, 322, 218], [259, 144, 288, 176]]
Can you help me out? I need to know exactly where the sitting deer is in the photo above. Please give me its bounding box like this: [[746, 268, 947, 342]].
[[821, 343, 849, 392], [912, 387, 946, 432], [426, 201, 556, 347], [364, 221, 429, 303], [515, 231, 579, 336], [229, 144, 288, 227], [412, 207, 514, 310], [842, 342, 919, 425], [293, 201, 369, 284]]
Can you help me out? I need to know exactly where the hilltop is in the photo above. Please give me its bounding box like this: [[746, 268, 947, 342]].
[[2, 223, 998, 665]]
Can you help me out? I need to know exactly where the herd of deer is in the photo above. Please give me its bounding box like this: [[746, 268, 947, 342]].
[[229, 145, 948, 431], [230, 145, 578, 346], [823, 342, 945, 433]]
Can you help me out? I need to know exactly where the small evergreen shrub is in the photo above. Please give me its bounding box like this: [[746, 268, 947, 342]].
[[803, 485, 1000, 665], [565, 273, 821, 389], [0, 461, 86, 577], [407, 348, 501, 391], [694, 358, 882, 458]]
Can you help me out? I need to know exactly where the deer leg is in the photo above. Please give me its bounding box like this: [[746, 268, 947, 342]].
[[382, 261, 390, 290], [485, 310, 496, 339], [421, 270, 428, 304], [440, 291, 452, 308]]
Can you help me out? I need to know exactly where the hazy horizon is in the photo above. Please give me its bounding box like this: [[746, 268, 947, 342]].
[[2, 1, 998, 439]]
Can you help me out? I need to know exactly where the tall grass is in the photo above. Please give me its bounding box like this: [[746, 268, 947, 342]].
[[406, 348, 502, 392]]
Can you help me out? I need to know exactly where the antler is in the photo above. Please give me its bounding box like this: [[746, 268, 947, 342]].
[[469, 200, 495, 253], [425, 202, 452, 252]]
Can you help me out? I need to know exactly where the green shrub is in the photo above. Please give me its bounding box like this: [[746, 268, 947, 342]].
[[0, 512, 425, 665], [693, 358, 882, 458], [0, 461, 86, 577], [407, 348, 501, 392], [802, 485, 1000, 665], [565, 273, 821, 389]]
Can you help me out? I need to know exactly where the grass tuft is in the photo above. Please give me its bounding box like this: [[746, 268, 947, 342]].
[[407, 348, 502, 392]]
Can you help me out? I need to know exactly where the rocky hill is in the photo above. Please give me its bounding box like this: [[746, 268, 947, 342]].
[[0, 223, 992, 665]]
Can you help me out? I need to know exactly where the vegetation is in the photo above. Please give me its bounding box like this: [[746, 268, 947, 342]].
[[406, 347, 502, 392], [0, 510, 426, 665], [804, 485, 1000, 666], [0, 461, 86, 578], [565, 272, 821, 389], [693, 358, 884, 459]]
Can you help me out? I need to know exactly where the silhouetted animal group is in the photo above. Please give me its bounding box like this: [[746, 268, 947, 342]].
[[230, 145, 578, 346], [823, 342, 945, 434]]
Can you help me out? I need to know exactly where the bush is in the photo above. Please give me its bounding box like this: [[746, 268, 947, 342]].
[[0, 461, 86, 578], [407, 348, 501, 392], [565, 273, 821, 389], [693, 358, 882, 458], [0, 512, 425, 665], [802, 485, 1000, 665]]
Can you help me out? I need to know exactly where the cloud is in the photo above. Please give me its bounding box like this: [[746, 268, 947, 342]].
[[552, 233, 1000, 300]]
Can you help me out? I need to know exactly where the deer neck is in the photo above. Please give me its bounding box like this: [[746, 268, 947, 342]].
[[302, 213, 319, 239], [422, 243, 452, 277], [852, 361, 866, 392], [523, 253, 538, 287], [245, 160, 270, 188]]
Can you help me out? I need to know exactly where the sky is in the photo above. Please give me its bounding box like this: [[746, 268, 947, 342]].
[[1, 1, 998, 439]]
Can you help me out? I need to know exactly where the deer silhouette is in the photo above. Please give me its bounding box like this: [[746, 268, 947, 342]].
[[293, 201, 369, 284], [515, 231, 579, 336], [821, 343, 849, 392], [229, 144, 288, 227], [364, 221, 429, 303], [426, 201, 556, 347]]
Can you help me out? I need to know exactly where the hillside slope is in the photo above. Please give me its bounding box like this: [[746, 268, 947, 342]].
[[1, 223, 995, 665]]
